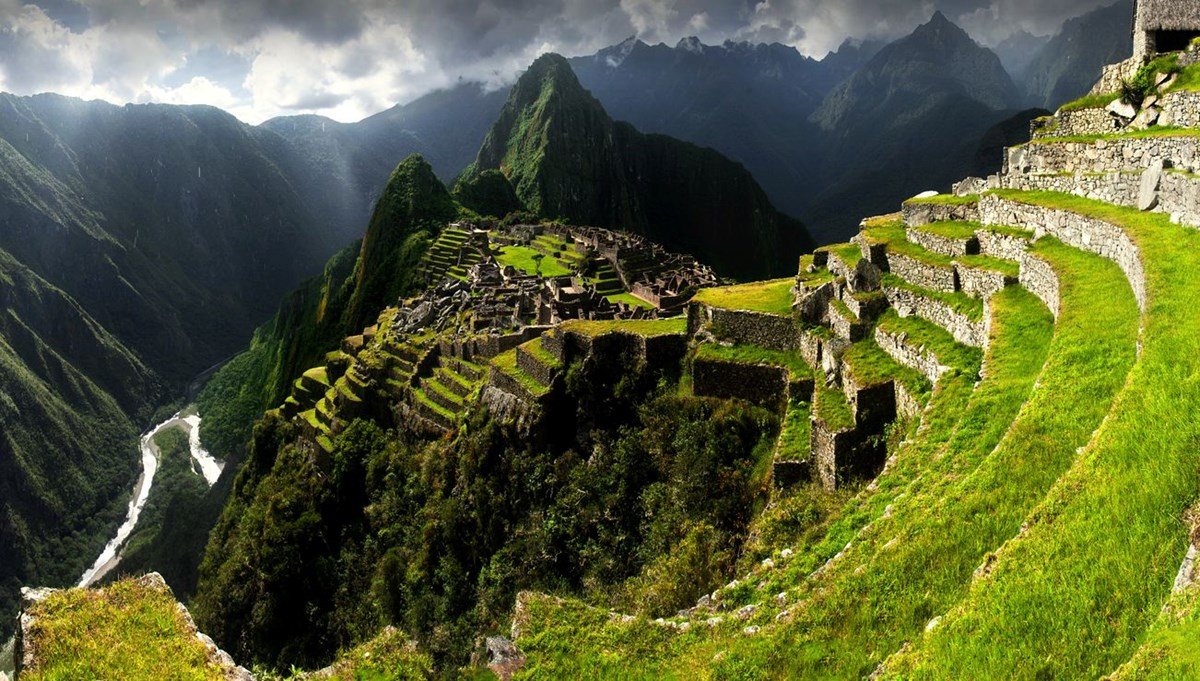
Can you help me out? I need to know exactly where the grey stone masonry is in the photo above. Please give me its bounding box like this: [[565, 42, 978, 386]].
[[854, 232, 889, 267], [1091, 56, 1142, 96], [1019, 252, 1062, 319], [956, 262, 1016, 300], [874, 325, 951, 385], [902, 200, 980, 227], [692, 357, 789, 411], [1032, 107, 1124, 140], [979, 194, 1147, 312], [812, 418, 858, 491], [884, 286, 989, 348], [976, 227, 1033, 261], [1161, 90, 1200, 128], [516, 345, 557, 387], [1005, 167, 1200, 229], [886, 252, 958, 294], [1007, 136, 1200, 177], [705, 307, 801, 352], [895, 380, 925, 421], [906, 226, 979, 257]]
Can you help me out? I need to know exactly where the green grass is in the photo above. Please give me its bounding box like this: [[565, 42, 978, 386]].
[[881, 273, 985, 321], [777, 399, 812, 462], [692, 278, 795, 316], [490, 349, 550, 397], [956, 253, 1020, 278], [903, 194, 979, 206], [979, 223, 1035, 239], [20, 578, 225, 680], [813, 383, 854, 432], [890, 190, 1200, 678], [513, 285, 1056, 677], [910, 220, 980, 240], [840, 339, 932, 399], [302, 366, 330, 386], [606, 292, 656, 309], [876, 309, 983, 375], [693, 342, 813, 381], [521, 337, 563, 370], [558, 317, 687, 338], [1058, 92, 1118, 113], [1028, 126, 1200, 145], [821, 243, 863, 270], [495, 245, 573, 277]]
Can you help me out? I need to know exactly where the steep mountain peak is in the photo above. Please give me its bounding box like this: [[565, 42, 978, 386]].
[[676, 35, 706, 53], [911, 9, 976, 47]]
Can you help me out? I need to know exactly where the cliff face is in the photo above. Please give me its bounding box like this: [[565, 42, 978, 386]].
[[464, 53, 811, 280]]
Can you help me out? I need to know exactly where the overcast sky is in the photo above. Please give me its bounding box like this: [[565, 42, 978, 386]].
[[0, 0, 1119, 124]]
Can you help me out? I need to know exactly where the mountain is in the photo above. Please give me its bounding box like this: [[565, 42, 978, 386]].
[[1022, 0, 1134, 108], [260, 82, 506, 229], [992, 30, 1053, 81], [802, 12, 1023, 238], [568, 37, 851, 223], [465, 53, 811, 280]]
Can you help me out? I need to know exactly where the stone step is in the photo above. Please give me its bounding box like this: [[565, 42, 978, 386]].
[[410, 389, 456, 431], [435, 366, 474, 398], [824, 297, 870, 343]]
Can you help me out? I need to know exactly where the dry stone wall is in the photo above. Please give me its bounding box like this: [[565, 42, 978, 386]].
[[902, 201, 980, 226], [874, 326, 949, 384], [976, 229, 1032, 262], [884, 286, 989, 348], [980, 194, 1147, 312], [1018, 252, 1062, 319], [887, 253, 957, 293], [706, 308, 800, 352], [1005, 168, 1200, 228], [1008, 136, 1200, 177], [956, 264, 1014, 299], [692, 358, 789, 411], [906, 227, 977, 257]]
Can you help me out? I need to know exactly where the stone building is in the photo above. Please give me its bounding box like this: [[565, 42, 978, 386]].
[[1135, 0, 1200, 59]]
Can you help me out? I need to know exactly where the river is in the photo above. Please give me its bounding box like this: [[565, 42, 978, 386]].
[[77, 410, 223, 588]]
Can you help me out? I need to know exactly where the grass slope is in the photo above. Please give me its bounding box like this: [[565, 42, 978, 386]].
[[889, 191, 1200, 678]]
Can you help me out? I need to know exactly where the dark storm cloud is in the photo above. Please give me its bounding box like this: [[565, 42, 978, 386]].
[[0, 0, 1121, 122]]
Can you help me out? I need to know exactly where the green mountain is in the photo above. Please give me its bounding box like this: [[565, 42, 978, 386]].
[[463, 53, 811, 280]]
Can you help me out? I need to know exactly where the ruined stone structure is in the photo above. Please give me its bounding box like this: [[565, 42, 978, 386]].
[[1134, 0, 1200, 59]]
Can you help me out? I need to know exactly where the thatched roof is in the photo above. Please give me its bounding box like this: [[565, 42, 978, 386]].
[[1137, 0, 1200, 31]]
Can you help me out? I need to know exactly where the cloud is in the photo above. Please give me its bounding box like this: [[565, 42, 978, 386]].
[[0, 0, 1120, 124]]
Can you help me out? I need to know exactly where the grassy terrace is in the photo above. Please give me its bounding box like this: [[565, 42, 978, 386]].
[[888, 191, 1200, 678], [521, 337, 562, 370], [693, 342, 812, 381], [956, 252, 1020, 277], [821, 242, 863, 269], [606, 292, 655, 310], [876, 309, 983, 375], [910, 219, 980, 240], [558, 317, 686, 338], [1058, 91, 1118, 112], [881, 273, 985, 321], [302, 366, 330, 385], [20, 578, 225, 680], [813, 382, 854, 432], [513, 284, 1057, 678], [692, 278, 795, 316], [1029, 125, 1200, 145], [777, 399, 812, 462], [490, 348, 550, 398], [841, 339, 931, 399], [902, 193, 979, 207], [495, 244, 573, 277]]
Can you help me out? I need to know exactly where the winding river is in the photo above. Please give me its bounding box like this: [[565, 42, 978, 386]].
[[77, 410, 223, 588]]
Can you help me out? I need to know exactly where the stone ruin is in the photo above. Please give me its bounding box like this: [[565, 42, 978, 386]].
[[1135, 0, 1200, 59]]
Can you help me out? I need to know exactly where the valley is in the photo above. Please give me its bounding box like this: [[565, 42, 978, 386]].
[[4, 1, 1194, 679]]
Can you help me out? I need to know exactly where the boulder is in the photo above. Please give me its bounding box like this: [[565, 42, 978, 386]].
[[1139, 159, 1165, 212], [486, 636, 526, 681], [1107, 98, 1137, 119]]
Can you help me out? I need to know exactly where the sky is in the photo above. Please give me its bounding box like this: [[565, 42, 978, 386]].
[[0, 0, 1120, 124]]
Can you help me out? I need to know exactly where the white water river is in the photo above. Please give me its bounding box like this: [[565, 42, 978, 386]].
[[77, 410, 222, 587]]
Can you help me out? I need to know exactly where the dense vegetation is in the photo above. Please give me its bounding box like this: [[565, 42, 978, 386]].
[[193, 345, 778, 670]]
